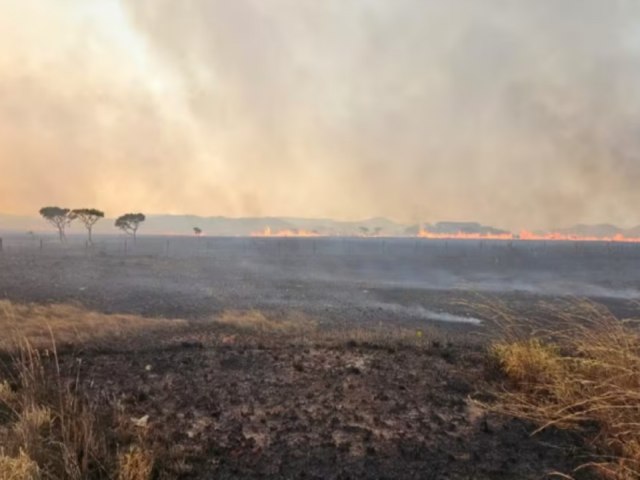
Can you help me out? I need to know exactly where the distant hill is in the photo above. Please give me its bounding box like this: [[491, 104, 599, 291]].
[[625, 225, 640, 237], [425, 222, 510, 235], [0, 213, 407, 237], [405, 222, 510, 236], [139, 215, 408, 236]]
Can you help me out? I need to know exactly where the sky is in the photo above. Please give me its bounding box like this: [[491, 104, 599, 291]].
[[1, 0, 640, 230]]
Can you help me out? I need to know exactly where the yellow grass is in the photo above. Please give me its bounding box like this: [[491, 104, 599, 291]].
[[0, 300, 187, 350], [491, 339, 563, 386], [215, 309, 316, 334], [118, 446, 154, 480], [0, 340, 113, 479], [0, 450, 40, 480], [490, 301, 640, 479], [0, 302, 178, 476]]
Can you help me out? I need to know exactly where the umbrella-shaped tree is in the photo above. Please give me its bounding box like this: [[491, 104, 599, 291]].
[[115, 213, 146, 243], [39, 207, 73, 243], [71, 208, 104, 244]]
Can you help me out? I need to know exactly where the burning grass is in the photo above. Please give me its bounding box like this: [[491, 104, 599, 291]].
[[489, 301, 640, 479]]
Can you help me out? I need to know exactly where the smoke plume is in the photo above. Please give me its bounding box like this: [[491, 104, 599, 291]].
[[1, 0, 640, 229]]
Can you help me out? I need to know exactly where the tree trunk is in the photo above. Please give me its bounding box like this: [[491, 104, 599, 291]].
[[88, 226, 93, 245], [58, 227, 64, 243]]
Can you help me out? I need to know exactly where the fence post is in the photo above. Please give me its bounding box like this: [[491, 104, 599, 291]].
[[0, 237, 3, 252]]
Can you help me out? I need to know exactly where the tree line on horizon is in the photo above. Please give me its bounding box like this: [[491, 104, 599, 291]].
[[38, 207, 146, 244]]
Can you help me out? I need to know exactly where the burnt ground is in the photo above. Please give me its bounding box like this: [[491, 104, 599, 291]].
[[1, 237, 638, 478], [1, 236, 639, 323], [66, 326, 593, 480]]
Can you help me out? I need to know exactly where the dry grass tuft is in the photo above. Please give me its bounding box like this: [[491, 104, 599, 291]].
[[0, 300, 187, 351], [0, 450, 40, 480], [0, 340, 113, 479], [215, 309, 316, 334], [491, 339, 563, 386], [0, 302, 191, 478], [117, 446, 154, 480], [489, 300, 640, 479], [0, 337, 157, 479], [0, 381, 16, 405]]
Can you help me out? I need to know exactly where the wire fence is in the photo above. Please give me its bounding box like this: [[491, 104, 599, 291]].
[[1, 234, 639, 262]]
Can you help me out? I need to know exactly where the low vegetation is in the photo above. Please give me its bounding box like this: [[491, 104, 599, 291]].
[[489, 301, 640, 479], [214, 309, 317, 334], [0, 340, 154, 480], [0, 301, 188, 479], [0, 300, 187, 351]]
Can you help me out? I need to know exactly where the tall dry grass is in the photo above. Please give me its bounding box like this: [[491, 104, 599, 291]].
[[0, 338, 155, 480], [0, 300, 167, 479], [488, 300, 640, 479]]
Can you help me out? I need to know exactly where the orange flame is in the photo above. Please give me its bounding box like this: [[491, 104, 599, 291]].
[[417, 227, 640, 243], [517, 230, 640, 243], [250, 227, 323, 237]]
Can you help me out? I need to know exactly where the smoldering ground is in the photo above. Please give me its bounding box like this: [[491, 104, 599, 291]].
[[0, 237, 638, 327]]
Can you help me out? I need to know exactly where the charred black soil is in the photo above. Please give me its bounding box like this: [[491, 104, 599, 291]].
[[57, 326, 590, 480]]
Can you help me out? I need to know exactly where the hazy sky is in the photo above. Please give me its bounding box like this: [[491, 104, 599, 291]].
[[1, 0, 640, 229]]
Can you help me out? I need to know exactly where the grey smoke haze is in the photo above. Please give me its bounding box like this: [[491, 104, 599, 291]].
[[2, 0, 640, 229]]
